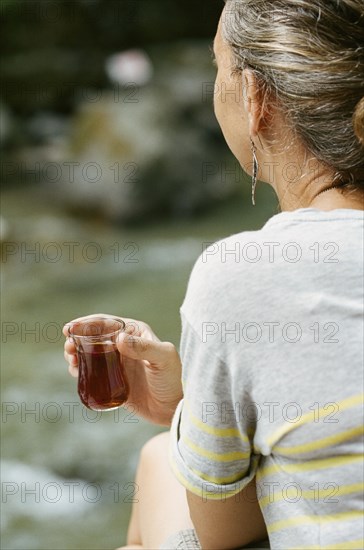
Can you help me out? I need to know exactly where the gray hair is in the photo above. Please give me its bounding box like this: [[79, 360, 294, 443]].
[[222, 0, 364, 188]]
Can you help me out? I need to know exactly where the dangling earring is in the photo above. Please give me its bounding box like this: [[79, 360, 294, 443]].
[[250, 138, 258, 206]]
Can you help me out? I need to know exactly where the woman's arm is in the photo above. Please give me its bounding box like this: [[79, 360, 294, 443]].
[[187, 478, 268, 550]]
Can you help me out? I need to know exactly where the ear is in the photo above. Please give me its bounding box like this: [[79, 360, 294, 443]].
[[242, 68, 263, 137]]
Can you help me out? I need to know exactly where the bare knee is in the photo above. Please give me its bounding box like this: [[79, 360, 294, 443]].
[[140, 431, 170, 465], [134, 430, 193, 546]]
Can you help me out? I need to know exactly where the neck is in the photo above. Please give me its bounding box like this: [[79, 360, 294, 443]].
[[307, 186, 364, 212], [276, 177, 364, 212], [257, 142, 364, 212]]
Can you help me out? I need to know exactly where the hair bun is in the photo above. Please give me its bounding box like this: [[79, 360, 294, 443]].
[[354, 96, 364, 147]]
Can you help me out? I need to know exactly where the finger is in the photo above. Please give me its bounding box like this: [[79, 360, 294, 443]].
[[117, 333, 177, 366], [68, 363, 79, 378], [64, 338, 76, 354], [64, 349, 77, 366], [123, 320, 148, 337]]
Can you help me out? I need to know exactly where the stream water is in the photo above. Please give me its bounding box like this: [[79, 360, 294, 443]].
[[1, 183, 277, 549]]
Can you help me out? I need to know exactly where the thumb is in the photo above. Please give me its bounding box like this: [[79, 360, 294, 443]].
[[117, 332, 175, 365]]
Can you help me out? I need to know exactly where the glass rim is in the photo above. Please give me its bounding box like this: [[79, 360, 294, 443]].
[[67, 316, 125, 340]]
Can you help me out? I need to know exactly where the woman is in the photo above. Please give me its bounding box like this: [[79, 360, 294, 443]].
[[64, 1, 364, 548]]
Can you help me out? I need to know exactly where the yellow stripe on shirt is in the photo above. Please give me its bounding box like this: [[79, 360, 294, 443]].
[[169, 449, 244, 499], [259, 482, 364, 509], [267, 510, 364, 534], [190, 465, 249, 485], [182, 433, 250, 462], [183, 398, 250, 443], [257, 454, 363, 481], [274, 424, 364, 456], [267, 393, 363, 448]]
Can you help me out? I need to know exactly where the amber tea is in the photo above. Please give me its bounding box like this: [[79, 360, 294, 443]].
[[68, 317, 128, 411]]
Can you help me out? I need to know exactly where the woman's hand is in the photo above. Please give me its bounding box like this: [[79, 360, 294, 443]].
[[63, 314, 183, 426]]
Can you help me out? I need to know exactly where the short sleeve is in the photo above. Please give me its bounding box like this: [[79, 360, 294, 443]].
[[169, 312, 260, 500]]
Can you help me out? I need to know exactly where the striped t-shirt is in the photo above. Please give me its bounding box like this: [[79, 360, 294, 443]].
[[169, 208, 364, 549]]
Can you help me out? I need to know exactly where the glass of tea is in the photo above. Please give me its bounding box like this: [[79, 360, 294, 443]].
[[68, 316, 129, 411]]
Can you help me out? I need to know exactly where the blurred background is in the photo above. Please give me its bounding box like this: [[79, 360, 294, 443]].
[[1, 1, 277, 548]]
